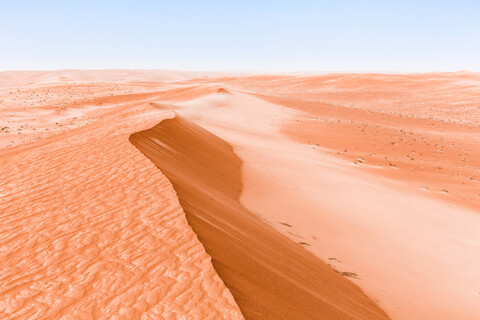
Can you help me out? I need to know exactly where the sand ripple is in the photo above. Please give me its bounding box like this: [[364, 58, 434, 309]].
[[0, 105, 242, 319]]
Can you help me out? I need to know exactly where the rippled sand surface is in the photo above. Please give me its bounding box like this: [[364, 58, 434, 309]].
[[0, 76, 243, 319]]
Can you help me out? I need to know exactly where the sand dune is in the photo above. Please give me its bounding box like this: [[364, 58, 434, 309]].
[[0, 87, 242, 318], [0, 69, 227, 88], [1, 70, 479, 319], [130, 114, 389, 320], [153, 86, 480, 319]]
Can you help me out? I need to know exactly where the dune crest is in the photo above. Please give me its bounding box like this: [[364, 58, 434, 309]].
[[129, 113, 390, 320]]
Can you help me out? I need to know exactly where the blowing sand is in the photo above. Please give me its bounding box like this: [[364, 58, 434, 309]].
[[1, 70, 479, 319]]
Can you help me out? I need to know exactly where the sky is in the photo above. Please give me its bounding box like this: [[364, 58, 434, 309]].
[[1, 0, 479, 72]]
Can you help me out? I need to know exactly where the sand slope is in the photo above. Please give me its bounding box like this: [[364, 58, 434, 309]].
[[158, 87, 480, 320], [0, 88, 242, 318], [130, 114, 389, 320]]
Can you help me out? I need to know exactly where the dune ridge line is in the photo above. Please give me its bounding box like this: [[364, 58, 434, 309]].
[[129, 112, 390, 320]]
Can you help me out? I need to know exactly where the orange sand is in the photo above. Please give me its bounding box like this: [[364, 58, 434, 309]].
[[130, 115, 388, 320], [0, 77, 242, 319], [1, 70, 480, 319]]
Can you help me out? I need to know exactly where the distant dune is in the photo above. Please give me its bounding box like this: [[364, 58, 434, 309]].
[[0, 69, 227, 88], [1, 70, 479, 319]]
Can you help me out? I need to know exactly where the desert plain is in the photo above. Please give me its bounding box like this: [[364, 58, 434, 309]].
[[0, 70, 479, 319]]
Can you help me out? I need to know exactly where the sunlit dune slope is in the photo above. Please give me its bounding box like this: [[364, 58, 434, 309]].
[[0, 102, 243, 319], [129, 114, 390, 320], [161, 87, 480, 320]]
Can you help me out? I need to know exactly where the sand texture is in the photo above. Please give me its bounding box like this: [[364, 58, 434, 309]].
[[0, 81, 242, 319], [1, 70, 480, 319]]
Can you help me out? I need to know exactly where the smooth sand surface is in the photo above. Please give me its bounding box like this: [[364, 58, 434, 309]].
[[163, 77, 480, 319], [1, 70, 479, 319]]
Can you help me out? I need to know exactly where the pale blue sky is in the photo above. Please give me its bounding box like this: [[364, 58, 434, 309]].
[[1, 0, 479, 72]]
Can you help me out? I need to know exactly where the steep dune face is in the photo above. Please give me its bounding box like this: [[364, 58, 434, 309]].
[[129, 115, 390, 320]]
